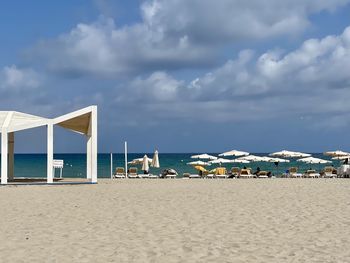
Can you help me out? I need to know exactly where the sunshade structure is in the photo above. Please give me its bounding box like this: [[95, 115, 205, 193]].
[[297, 157, 331, 164], [209, 158, 233, 165], [191, 154, 217, 160], [324, 150, 350, 157], [0, 106, 97, 184], [129, 157, 152, 165], [142, 155, 150, 172], [219, 150, 249, 157], [269, 150, 311, 158], [187, 160, 210, 166], [238, 155, 266, 162], [151, 150, 160, 168]]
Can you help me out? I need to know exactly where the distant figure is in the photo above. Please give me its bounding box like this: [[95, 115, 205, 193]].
[[144, 170, 149, 174], [344, 158, 349, 165], [254, 167, 261, 175], [243, 166, 247, 170]]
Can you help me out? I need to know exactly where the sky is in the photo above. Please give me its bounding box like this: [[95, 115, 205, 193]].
[[1, 0, 350, 153]]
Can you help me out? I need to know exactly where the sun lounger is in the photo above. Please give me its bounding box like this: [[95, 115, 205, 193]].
[[148, 174, 159, 179], [289, 167, 303, 178], [257, 171, 268, 178], [113, 167, 126, 178], [128, 167, 139, 178], [215, 167, 228, 178], [322, 166, 337, 178], [304, 169, 320, 178], [239, 169, 253, 178], [230, 167, 240, 177]]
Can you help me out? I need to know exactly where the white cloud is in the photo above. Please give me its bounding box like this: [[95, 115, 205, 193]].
[[27, 0, 350, 77], [0, 65, 40, 90]]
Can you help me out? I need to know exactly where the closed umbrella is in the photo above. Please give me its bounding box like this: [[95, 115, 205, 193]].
[[151, 150, 160, 168], [142, 155, 150, 172]]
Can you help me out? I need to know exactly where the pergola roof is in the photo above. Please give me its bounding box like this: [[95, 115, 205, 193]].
[[0, 111, 48, 132], [0, 106, 95, 135]]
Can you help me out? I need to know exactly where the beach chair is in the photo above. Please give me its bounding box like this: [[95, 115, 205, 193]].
[[289, 167, 302, 178], [322, 166, 337, 178], [257, 171, 268, 178], [128, 167, 139, 178], [215, 167, 228, 178], [183, 173, 190, 179], [239, 169, 253, 178], [230, 167, 240, 177], [304, 169, 320, 178], [113, 167, 126, 179]]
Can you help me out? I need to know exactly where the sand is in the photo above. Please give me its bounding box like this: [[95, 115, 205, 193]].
[[0, 179, 349, 262]]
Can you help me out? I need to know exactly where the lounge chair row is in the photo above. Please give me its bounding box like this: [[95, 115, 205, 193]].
[[113, 167, 176, 179], [284, 167, 338, 178]]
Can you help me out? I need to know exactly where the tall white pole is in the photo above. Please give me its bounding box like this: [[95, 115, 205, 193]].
[[125, 141, 128, 178], [1, 131, 8, 184], [47, 123, 54, 184], [110, 153, 113, 179]]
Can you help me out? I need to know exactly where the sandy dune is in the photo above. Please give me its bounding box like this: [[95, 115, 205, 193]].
[[0, 179, 349, 262]]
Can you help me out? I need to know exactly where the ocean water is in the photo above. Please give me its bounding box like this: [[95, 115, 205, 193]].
[[0, 153, 342, 178]]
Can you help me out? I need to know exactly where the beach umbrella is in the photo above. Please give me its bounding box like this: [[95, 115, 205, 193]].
[[219, 150, 249, 157], [151, 150, 160, 168], [237, 155, 266, 162], [191, 154, 217, 160], [142, 155, 150, 172], [332, 155, 350, 160], [297, 157, 331, 164], [230, 159, 250, 164], [269, 150, 311, 158], [209, 158, 233, 165], [324, 150, 350, 157], [265, 157, 290, 175], [128, 157, 152, 165], [187, 160, 211, 166], [194, 165, 206, 172]]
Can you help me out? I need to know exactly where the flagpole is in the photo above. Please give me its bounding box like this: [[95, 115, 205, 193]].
[[110, 153, 113, 179]]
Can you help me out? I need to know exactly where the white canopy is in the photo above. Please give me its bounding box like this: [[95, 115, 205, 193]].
[[324, 150, 350, 157], [219, 150, 249, 157], [0, 106, 98, 185], [269, 150, 311, 158], [190, 154, 217, 160], [297, 157, 331, 164], [209, 158, 233, 164], [187, 161, 211, 166]]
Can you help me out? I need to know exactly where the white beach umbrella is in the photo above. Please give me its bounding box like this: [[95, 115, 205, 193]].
[[267, 157, 290, 163], [219, 150, 249, 157], [209, 158, 233, 165], [191, 154, 217, 160], [238, 155, 265, 162], [324, 150, 350, 157], [151, 150, 160, 168], [128, 157, 152, 165], [269, 150, 311, 158], [297, 157, 331, 164], [230, 159, 250, 164], [142, 155, 150, 171], [187, 161, 211, 166], [332, 155, 350, 160]]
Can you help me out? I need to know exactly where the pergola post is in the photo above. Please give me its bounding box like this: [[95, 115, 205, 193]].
[[47, 123, 54, 184], [1, 131, 8, 185], [86, 106, 97, 183], [8, 132, 14, 181]]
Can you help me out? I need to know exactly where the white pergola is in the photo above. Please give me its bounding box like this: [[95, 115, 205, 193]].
[[0, 106, 97, 185]]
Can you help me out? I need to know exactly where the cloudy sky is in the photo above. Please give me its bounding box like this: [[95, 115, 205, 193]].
[[1, 0, 350, 153]]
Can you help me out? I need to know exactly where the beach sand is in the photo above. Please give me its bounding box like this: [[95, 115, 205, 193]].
[[0, 179, 349, 262]]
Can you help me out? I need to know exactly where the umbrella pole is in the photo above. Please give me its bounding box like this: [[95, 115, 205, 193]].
[[125, 141, 128, 178], [110, 153, 113, 179]]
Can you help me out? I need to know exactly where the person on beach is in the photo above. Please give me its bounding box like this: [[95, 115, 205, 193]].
[[254, 167, 261, 175]]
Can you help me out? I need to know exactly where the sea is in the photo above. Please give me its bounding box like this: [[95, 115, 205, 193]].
[[1, 153, 342, 178]]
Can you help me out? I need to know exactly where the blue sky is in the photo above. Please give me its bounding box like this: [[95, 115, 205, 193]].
[[1, 0, 350, 153]]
